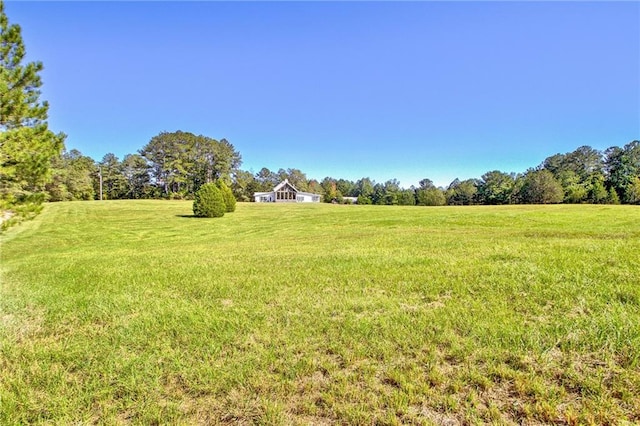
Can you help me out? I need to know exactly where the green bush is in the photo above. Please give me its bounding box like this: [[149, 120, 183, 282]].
[[217, 181, 236, 212], [193, 183, 225, 218]]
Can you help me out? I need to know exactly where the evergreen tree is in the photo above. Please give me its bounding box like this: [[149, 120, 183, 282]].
[[587, 174, 608, 204], [99, 153, 127, 200], [140, 131, 241, 196], [193, 183, 225, 218], [46, 149, 95, 201], [0, 1, 65, 205], [625, 176, 640, 204], [121, 154, 150, 199], [607, 186, 620, 204], [217, 180, 236, 212], [232, 169, 258, 202], [605, 141, 640, 204]]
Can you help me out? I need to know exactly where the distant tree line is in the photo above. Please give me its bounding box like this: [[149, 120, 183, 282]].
[[43, 138, 640, 206], [300, 142, 637, 206]]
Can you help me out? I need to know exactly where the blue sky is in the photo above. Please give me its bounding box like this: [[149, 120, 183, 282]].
[[6, 1, 639, 188]]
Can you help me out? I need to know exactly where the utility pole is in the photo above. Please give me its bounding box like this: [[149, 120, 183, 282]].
[[98, 166, 103, 201]]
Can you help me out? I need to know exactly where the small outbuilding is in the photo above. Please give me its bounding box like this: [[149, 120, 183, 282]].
[[254, 179, 321, 203]]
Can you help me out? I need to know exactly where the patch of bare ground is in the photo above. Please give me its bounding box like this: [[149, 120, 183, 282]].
[[1, 210, 15, 224], [0, 307, 45, 343], [162, 385, 262, 425], [417, 405, 461, 426]]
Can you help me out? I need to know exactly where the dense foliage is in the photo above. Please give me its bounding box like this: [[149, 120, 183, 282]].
[[140, 131, 241, 197], [192, 182, 225, 218]]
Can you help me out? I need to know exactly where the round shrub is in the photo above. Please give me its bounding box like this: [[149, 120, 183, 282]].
[[217, 181, 236, 212], [193, 183, 225, 218]]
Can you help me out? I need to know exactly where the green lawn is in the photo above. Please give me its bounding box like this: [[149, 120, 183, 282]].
[[1, 201, 639, 424]]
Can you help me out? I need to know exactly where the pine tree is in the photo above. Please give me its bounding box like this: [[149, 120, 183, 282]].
[[607, 187, 620, 205], [0, 1, 65, 204]]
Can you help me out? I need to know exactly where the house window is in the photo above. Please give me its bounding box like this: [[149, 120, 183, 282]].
[[276, 185, 296, 201]]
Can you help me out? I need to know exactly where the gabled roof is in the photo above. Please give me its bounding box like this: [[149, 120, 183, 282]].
[[273, 179, 298, 193], [253, 179, 322, 198]]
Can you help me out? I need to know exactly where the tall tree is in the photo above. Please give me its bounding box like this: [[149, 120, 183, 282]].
[[542, 146, 603, 204], [255, 167, 278, 191], [477, 171, 515, 205], [397, 188, 416, 206], [354, 177, 374, 204], [418, 178, 436, 190], [567, 146, 603, 180], [518, 169, 563, 204], [416, 179, 446, 206], [371, 183, 386, 205], [320, 177, 341, 202], [417, 187, 446, 206], [383, 179, 401, 205], [307, 179, 322, 196], [283, 168, 309, 192], [587, 173, 608, 204], [625, 176, 640, 204], [47, 149, 96, 202], [604, 141, 640, 204], [56, 149, 95, 201], [99, 153, 127, 200], [210, 138, 242, 184], [543, 146, 603, 181], [232, 169, 258, 202], [446, 178, 478, 205], [121, 153, 150, 199], [139, 131, 241, 196], [558, 170, 587, 203], [336, 178, 356, 197], [0, 1, 65, 204]]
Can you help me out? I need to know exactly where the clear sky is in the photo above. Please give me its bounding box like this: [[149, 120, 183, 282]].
[[5, 1, 639, 188]]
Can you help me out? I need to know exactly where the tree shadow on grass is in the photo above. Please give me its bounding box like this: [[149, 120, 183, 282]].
[[176, 214, 200, 218]]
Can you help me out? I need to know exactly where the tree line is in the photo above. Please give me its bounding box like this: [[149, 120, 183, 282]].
[[238, 141, 639, 206], [43, 138, 640, 206]]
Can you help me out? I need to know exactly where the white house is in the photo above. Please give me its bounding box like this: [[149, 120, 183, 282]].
[[254, 179, 321, 203], [342, 197, 358, 204]]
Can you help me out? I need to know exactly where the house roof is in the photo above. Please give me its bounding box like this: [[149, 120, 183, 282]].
[[273, 178, 298, 193], [253, 179, 322, 197]]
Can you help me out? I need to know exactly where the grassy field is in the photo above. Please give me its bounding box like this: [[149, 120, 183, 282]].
[[1, 201, 639, 424]]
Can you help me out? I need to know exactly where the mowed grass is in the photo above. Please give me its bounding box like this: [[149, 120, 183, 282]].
[[1, 201, 639, 424]]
